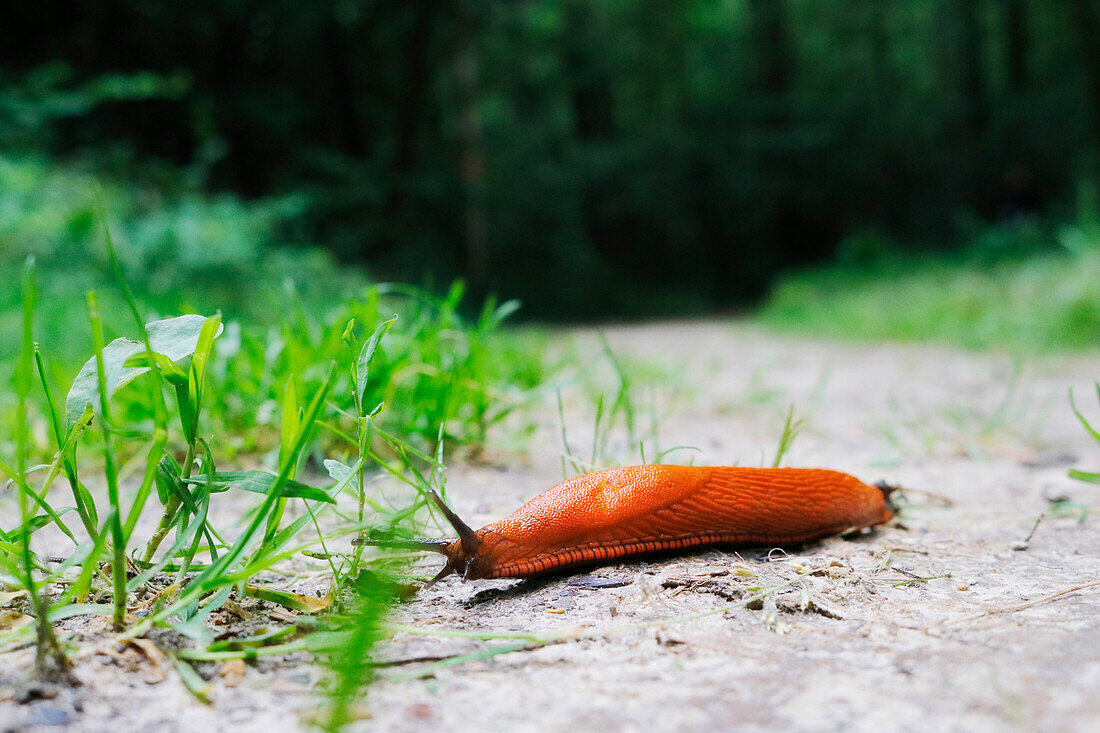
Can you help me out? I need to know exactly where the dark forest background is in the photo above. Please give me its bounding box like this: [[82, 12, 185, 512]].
[[4, 0, 1100, 319]]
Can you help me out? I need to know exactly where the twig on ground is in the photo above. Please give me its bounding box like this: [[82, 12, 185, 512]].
[[941, 580, 1100, 626]]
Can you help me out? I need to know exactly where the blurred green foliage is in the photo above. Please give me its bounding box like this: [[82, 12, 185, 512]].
[[0, 155, 327, 365], [762, 195, 1100, 351], [0, 154, 550, 466], [5, 0, 1100, 317]]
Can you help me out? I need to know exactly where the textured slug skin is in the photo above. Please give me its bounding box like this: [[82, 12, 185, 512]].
[[459, 465, 892, 580]]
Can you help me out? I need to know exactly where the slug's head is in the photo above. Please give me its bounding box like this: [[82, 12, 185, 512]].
[[874, 480, 899, 522], [354, 490, 487, 588]]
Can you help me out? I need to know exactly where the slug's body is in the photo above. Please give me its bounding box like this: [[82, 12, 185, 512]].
[[369, 465, 894, 586]]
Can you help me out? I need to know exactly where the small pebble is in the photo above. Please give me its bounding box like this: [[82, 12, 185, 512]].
[[26, 707, 70, 727]]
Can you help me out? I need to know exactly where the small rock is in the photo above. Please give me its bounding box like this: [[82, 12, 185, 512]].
[[26, 706, 70, 727], [219, 658, 247, 687]]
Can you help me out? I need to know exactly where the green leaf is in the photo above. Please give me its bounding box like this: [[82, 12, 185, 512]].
[[175, 381, 194, 443], [154, 453, 185, 506], [490, 299, 522, 326], [169, 654, 211, 704], [4, 514, 53, 544], [123, 351, 189, 386], [272, 512, 314, 548], [0, 456, 78, 543], [185, 314, 222, 439], [243, 583, 332, 613], [47, 603, 116, 622], [75, 481, 98, 526], [356, 315, 397, 412], [324, 459, 355, 485], [341, 318, 358, 352], [64, 314, 224, 429], [190, 315, 222, 389], [279, 380, 300, 470], [184, 471, 336, 504], [1068, 469, 1100, 484], [207, 626, 298, 651]]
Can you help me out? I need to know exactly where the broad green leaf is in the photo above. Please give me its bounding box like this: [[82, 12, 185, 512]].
[[65, 314, 224, 429], [184, 471, 336, 504], [323, 459, 354, 485]]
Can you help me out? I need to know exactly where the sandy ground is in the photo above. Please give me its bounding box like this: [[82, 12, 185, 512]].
[[3, 320, 1100, 732]]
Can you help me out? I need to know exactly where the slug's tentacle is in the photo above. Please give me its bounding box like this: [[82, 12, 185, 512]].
[[355, 492, 486, 587], [424, 558, 459, 589], [429, 490, 481, 556]]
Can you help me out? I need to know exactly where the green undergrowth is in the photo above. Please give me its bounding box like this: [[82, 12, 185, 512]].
[[0, 155, 326, 367], [761, 211, 1100, 353], [5, 285, 550, 471], [0, 158, 554, 465], [0, 237, 554, 726]]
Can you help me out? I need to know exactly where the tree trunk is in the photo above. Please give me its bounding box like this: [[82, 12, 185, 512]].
[[959, 0, 988, 138], [747, 0, 793, 115], [564, 4, 615, 142], [453, 8, 487, 282], [1070, 0, 1100, 141], [395, 2, 433, 175], [564, 2, 618, 278], [1005, 0, 1029, 94], [324, 14, 367, 157]]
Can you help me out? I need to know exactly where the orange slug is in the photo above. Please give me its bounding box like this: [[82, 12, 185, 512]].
[[360, 465, 895, 586]]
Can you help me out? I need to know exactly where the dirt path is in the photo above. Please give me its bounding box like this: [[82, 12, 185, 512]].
[[5, 321, 1100, 732]]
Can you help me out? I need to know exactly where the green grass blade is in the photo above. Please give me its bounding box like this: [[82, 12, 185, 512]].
[[319, 571, 398, 732], [33, 345, 96, 537], [771, 404, 806, 468], [15, 257, 70, 679], [0, 457, 77, 543], [1069, 387, 1100, 445], [185, 471, 337, 503], [264, 378, 301, 545], [87, 290, 128, 630], [58, 511, 114, 604]]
